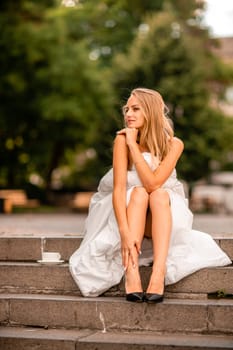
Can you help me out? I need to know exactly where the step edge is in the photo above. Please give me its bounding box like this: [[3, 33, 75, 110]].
[[0, 293, 233, 305], [0, 326, 233, 348]]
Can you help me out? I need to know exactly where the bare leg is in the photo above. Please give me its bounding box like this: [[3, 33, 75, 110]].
[[146, 188, 172, 294], [125, 187, 149, 293]]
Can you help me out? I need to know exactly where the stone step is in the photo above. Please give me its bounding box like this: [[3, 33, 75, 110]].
[[1, 326, 233, 350], [0, 262, 232, 298], [0, 236, 82, 262], [0, 294, 233, 334], [0, 234, 233, 261]]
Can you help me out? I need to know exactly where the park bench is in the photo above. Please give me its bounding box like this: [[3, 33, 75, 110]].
[[0, 189, 39, 214], [71, 192, 94, 212]]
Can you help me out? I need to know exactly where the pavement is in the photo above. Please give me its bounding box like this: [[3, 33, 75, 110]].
[[0, 212, 233, 237], [0, 213, 86, 237]]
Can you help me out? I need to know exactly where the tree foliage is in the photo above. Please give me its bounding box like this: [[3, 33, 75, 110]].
[[0, 0, 232, 196], [112, 8, 233, 181], [0, 0, 115, 191]]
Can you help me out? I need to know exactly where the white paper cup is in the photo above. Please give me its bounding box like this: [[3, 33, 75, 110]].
[[42, 252, 61, 261]]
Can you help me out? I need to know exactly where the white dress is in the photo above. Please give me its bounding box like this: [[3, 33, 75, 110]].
[[69, 152, 231, 297]]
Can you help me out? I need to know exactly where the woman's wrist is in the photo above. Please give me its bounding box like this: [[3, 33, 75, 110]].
[[119, 227, 129, 238], [128, 141, 139, 150], [128, 142, 140, 158], [128, 143, 144, 165]]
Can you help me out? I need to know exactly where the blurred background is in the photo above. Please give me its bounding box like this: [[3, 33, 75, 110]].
[[0, 0, 233, 215]]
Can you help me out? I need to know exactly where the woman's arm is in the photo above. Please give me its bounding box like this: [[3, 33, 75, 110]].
[[129, 137, 184, 193], [112, 134, 141, 268], [112, 134, 129, 236], [117, 128, 184, 193]]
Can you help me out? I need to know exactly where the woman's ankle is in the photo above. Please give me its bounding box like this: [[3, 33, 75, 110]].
[[146, 269, 165, 294], [125, 266, 142, 293], [151, 264, 166, 277]]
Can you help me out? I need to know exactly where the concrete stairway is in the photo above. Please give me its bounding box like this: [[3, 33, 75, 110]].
[[0, 234, 233, 349]]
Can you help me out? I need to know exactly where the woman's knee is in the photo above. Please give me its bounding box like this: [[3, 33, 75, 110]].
[[149, 188, 170, 208], [131, 187, 149, 205]]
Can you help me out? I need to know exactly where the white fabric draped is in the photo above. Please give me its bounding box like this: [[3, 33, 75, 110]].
[[69, 153, 231, 297]]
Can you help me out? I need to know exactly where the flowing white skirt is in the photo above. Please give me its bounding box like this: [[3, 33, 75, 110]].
[[69, 157, 231, 297]]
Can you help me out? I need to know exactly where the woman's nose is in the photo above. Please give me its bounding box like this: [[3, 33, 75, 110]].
[[125, 109, 132, 117]]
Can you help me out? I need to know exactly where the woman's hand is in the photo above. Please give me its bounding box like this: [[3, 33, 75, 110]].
[[117, 127, 138, 146], [121, 233, 141, 270]]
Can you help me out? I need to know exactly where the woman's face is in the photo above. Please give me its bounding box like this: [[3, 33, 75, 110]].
[[124, 95, 145, 129]]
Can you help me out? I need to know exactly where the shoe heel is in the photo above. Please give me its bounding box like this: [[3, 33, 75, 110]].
[[144, 293, 164, 303], [126, 292, 144, 303]]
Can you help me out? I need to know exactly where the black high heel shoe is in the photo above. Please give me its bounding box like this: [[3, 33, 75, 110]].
[[144, 292, 164, 303], [126, 292, 144, 303], [144, 277, 165, 303], [124, 267, 144, 302]]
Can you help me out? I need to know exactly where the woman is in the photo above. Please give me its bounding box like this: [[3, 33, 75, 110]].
[[69, 88, 231, 302]]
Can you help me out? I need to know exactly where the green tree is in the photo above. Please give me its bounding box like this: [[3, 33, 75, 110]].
[[0, 0, 115, 192], [1, 0, 232, 194], [112, 8, 233, 181]]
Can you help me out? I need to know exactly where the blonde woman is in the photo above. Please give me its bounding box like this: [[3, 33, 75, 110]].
[[70, 88, 231, 302]]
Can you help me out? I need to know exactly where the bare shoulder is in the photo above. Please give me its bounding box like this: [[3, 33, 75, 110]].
[[169, 137, 184, 159], [113, 134, 128, 158], [171, 137, 184, 151], [113, 134, 127, 149], [113, 134, 128, 168]]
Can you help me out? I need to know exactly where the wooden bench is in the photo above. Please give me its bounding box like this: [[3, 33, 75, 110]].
[[71, 192, 94, 212], [0, 190, 39, 214]]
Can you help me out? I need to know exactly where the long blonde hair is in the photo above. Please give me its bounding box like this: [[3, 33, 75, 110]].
[[127, 88, 174, 161]]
